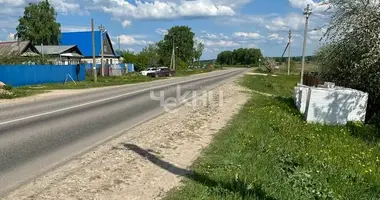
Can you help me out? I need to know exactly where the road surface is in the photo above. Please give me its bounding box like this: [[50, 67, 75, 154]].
[[0, 68, 247, 196]]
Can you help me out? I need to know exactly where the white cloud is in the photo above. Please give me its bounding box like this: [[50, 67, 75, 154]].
[[61, 25, 91, 32], [155, 28, 168, 35], [268, 33, 285, 42], [265, 13, 306, 31], [308, 27, 326, 40], [199, 31, 229, 40], [121, 20, 132, 28], [233, 32, 263, 39], [118, 34, 153, 45], [202, 33, 218, 39], [0, 0, 84, 16], [219, 33, 229, 39], [92, 0, 238, 21], [0, 0, 24, 7], [50, 0, 83, 15], [289, 0, 331, 13], [197, 37, 239, 47]]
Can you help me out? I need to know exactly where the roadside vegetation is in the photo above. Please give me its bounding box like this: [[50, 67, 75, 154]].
[[0, 84, 44, 99], [165, 74, 380, 200], [0, 68, 222, 99]]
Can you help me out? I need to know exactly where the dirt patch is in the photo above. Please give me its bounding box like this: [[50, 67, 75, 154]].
[[3, 78, 249, 200]]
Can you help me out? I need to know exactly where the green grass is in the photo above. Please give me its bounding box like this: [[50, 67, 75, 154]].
[[0, 88, 45, 99], [1, 70, 218, 99], [175, 68, 217, 76], [165, 75, 380, 200], [254, 62, 318, 75], [17, 72, 156, 90], [243, 75, 299, 97]]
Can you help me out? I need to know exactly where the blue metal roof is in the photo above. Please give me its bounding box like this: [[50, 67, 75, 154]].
[[60, 31, 116, 57]]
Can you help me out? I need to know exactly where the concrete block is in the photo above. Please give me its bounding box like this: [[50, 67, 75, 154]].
[[305, 87, 368, 125]]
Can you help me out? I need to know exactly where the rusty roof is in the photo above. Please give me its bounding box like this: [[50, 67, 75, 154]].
[[0, 41, 34, 56]]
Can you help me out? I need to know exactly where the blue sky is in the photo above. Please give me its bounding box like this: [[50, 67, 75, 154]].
[[0, 0, 330, 59]]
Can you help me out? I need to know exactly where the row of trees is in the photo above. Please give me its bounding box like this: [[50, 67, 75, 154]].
[[316, 0, 380, 122], [216, 48, 263, 66], [118, 26, 205, 71]]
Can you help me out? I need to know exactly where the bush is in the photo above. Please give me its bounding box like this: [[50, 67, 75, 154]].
[[316, 0, 380, 124], [3, 84, 12, 91]]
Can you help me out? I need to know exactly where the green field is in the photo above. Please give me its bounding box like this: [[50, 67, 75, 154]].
[[165, 74, 380, 200]]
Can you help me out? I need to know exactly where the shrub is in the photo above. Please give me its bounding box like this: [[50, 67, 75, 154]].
[[3, 84, 12, 91], [316, 0, 380, 123]]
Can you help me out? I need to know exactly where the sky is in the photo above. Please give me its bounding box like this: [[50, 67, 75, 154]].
[[0, 0, 331, 59]]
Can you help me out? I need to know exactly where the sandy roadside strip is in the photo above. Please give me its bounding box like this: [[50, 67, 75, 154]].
[[2, 77, 250, 200]]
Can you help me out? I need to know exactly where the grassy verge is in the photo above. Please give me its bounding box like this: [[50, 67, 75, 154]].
[[0, 69, 219, 99], [175, 68, 219, 76], [0, 88, 45, 99], [18, 72, 156, 90], [0, 73, 155, 99], [165, 75, 380, 200]]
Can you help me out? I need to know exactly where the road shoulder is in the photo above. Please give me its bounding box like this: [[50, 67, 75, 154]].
[[3, 76, 249, 200]]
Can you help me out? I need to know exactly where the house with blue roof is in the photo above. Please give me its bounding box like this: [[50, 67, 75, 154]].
[[60, 31, 120, 65]]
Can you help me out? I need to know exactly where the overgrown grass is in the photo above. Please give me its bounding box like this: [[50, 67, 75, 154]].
[[165, 75, 380, 200], [243, 75, 299, 97], [254, 62, 317, 75], [0, 88, 44, 99]]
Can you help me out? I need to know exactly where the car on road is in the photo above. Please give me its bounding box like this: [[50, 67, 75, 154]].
[[147, 67, 175, 77], [140, 67, 158, 76]]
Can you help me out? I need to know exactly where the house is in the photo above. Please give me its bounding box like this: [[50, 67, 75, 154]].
[[0, 41, 39, 57], [35, 45, 83, 65], [60, 31, 120, 65]]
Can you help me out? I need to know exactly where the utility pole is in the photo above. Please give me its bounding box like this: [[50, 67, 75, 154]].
[[300, 4, 312, 84], [172, 40, 176, 70], [118, 36, 121, 53], [91, 19, 97, 82], [287, 29, 292, 76], [170, 37, 175, 70], [98, 24, 105, 76]]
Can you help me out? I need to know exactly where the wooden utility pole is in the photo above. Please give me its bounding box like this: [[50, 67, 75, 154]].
[[91, 18, 97, 82], [287, 29, 292, 75], [300, 4, 312, 84]]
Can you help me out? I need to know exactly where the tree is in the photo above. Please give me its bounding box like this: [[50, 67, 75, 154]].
[[193, 41, 204, 67], [139, 43, 160, 68], [157, 26, 195, 68], [317, 0, 380, 122], [264, 58, 276, 74], [216, 48, 263, 66], [16, 0, 61, 45]]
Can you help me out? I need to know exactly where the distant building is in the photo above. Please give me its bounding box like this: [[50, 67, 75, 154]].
[[60, 31, 120, 65], [35, 45, 83, 65], [0, 41, 39, 57]]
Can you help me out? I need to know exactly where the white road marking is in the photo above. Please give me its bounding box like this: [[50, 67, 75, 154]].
[[0, 71, 235, 126]]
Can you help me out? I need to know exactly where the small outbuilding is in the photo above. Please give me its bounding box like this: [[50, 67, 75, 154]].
[[35, 45, 83, 65]]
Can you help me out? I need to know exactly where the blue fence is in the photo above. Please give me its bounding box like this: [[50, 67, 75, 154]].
[[0, 64, 86, 87]]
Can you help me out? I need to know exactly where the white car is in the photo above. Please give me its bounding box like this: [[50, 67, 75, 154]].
[[140, 68, 157, 76]]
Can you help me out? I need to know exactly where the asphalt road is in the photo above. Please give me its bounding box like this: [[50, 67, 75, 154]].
[[0, 68, 247, 195]]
